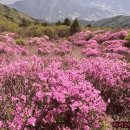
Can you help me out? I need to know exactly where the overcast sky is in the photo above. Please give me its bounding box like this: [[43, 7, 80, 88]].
[[0, 0, 21, 4]]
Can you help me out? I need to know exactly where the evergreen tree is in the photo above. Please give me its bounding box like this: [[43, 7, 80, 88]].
[[70, 18, 80, 35], [41, 22, 48, 26], [86, 24, 92, 27], [63, 18, 71, 26], [55, 21, 62, 26]]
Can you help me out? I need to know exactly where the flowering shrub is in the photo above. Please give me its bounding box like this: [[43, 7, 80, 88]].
[[0, 34, 14, 44], [102, 53, 124, 60], [80, 57, 130, 115], [92, 30, 128, 43], [0, 43, 28, 56], [103, 40, 129, 54], [69, 31, 91, 46], [82, 48, 101, 57], [82, 40, 101, 56], [54, 40, 72, 55], [4, 32, 19, 38], [0, 57, 106, 130], [1, 29, 130, 129]]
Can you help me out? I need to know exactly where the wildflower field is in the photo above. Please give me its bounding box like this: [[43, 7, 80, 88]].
[[0, 29, 130, 130]]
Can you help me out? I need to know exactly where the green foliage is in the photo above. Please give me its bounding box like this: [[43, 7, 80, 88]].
[[63, 18, 71, 26], [86, 24, 92, 27], [0, 3, 71, 39], [19, 18, 31, 27], [125, 32, 130, 41], [0, 18, 19, 32], [24, 25, 42, 37], [15, 38, 25, 45], [125, 32, 130, 47], [0, 3, 39, 33], [42, 26, 58, 39], [55, 25, 70, 38], [0, 3, 72, 39], [55, 21, 62, 26], [0, 3, 35, 24], [23, 25, 70, 39], [70, 18, 81, 35], [41, 22, 48, 26]]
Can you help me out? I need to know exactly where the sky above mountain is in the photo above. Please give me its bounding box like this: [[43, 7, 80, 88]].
[[1, 0, 130, 22], [1, 0, 130, 5], [0, 0, 21, 4]]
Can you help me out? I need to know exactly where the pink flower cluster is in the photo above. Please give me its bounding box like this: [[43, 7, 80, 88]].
[[54, 40, 72, 55], [0, 29, 130, 129], [0, 57, 106, 130], [69, 31, 91, 46], [103, 40, 129, 54], [92, 30, 128, 43], [82, 40, 101, 56], [80, 57, 130, 115]]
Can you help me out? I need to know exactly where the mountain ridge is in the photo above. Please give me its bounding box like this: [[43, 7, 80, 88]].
[[9, 0, 130, 22], [85, 15, 130, 28], [9, 0, 117, 22]]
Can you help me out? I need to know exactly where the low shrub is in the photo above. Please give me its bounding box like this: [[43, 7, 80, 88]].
[[124, 32, 130, 47], [55, 25, 70, 38], [0, 57, 106, 130], [15, 38, 25, 45], [24, 25, 43, 37], [42, 26, 58, 39]]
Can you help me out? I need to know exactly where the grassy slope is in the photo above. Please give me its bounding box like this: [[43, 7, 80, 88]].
[[0, 3, 41, 33], [0, 3, 36, 24]]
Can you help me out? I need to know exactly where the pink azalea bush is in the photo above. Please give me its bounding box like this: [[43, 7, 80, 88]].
[[69, 31, 91, 46], [1, 29, 130, 129], [0, 43, 28, 56], [0, 56, 106, 130], [102, 40, 130, 55], [54, 40, 72, 55], [82, 40, 101, 56], [80, 57, 130, 115], [92, 30, 128, 43]]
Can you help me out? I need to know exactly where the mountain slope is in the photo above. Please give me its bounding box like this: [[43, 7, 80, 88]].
[[92, 15, 130, 28], [10, 0, 130, 22], [0, 3, 37, 24], [79, 15, 130, 28]]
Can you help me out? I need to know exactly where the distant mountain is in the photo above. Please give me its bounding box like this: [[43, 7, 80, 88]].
[[9, 0, 130, 22], [92, 15, 130, 28], [9, 0, 124, 22], [2, 0, 130, 28], [80, 15, 130, 28]]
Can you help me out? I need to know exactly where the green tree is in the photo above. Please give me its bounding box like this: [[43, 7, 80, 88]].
[[55, 21, 62, 26], [41, 22, 48, 26], [70, 18, 80, 35], [63, 18, 71, 26], [86, 24, 92, 27]]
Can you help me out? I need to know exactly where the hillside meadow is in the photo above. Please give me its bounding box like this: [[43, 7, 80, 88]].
[[0, 27, 130, 130]]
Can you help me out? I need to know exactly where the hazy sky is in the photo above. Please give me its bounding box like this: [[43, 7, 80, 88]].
[[0, 0, 21, 4]]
